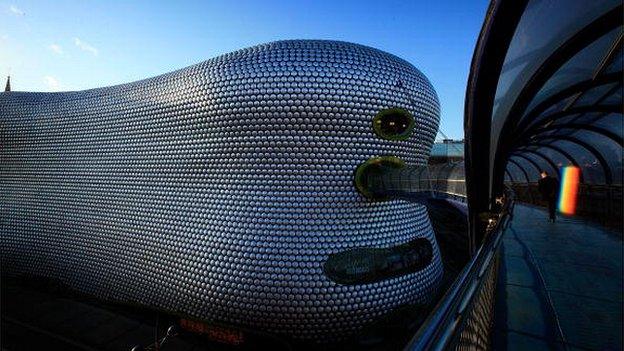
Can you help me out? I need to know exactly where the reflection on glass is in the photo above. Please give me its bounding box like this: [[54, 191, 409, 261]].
[[558, 166, 581, 214]]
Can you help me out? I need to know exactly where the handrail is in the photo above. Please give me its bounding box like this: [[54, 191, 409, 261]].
[[405, 187, 515, 350], [350, 158, 515, 349]]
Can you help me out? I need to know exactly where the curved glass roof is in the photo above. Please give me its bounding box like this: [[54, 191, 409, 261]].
[[499, 1, 622, 186], [465, 0, 622, 244], [469, 0, 622, 191]]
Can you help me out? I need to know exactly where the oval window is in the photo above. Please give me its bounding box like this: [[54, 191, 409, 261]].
[[372, 108, 415, 140]]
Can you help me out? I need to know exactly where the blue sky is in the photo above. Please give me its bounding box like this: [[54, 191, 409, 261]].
[[0, 0, 488, 139]]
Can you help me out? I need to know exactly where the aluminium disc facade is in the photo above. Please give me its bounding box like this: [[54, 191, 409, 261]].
[[0, 40, 442, 341]]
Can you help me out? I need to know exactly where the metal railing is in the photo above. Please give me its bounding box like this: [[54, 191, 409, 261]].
[[352, 158, 514, 350], [405, 187, 515, 350], [508, 182, 622, 229]]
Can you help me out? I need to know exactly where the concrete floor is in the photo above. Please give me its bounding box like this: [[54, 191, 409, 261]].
[[494, 204, 623, 350]]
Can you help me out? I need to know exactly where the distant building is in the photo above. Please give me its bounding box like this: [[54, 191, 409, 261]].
[[430, 139, 464, 164]]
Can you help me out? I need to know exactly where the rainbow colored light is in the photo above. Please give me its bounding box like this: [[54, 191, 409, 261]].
[[558, 166, 580, 215]]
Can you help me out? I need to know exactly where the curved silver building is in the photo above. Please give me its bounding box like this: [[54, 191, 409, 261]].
[[0, 40, 441, 341]]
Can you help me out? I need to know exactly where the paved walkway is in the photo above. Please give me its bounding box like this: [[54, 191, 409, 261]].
[[494, 204, 623, 350]]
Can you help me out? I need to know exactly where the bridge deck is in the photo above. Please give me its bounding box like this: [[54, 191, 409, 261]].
[[494, 204, 623, 350]]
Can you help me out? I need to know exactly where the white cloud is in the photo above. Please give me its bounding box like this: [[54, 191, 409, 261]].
[[44, 75, 60, 91], [9, 5, 24, 16], [48, 43, 63, 55], [73, 37, 98, 56]]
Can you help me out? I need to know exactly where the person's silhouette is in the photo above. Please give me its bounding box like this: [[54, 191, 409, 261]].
[[538, 171, 559, 222]]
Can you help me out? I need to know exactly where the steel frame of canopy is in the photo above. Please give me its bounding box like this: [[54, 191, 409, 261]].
[[464, 0, 623, 252], [564, 81, 623, 115], [535, 134, 614, 184], [507, 158, 536, 203], [505, 169, 515, 182], [514, 73, 621, 134], [523, 79, 623, 143], [561, 110, 618, 132], [519, 142, 590, 183], [520, 143, 581, 171], [491, 5, 623, 196], [511, 150, 560, 179], [516, 107, 623, 145], [510, 75, 621, 186], [507, 158, 531, 184], [510, 153, 544, 179], [524, 122, 624, 147], [464, 0, 530, 252], [496, 5, 622, 149], [515, 146, 585, 184], [511, 79, 622, 178]]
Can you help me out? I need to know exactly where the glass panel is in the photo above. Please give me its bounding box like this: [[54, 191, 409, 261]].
[[602, 45, 623, 74], [448, 162, 466, 195], [550, 139, 606, 183], [549, 111, 609, 127], [447, 143, 465, 158], [430, 142, 448, 157], [593, 112, 623, 131], [527, 101, 577, 131], [536, 95, 575, 120], [572, 129, 623, 184], [439, 163, 454, 181], [531, 112, 622, 141], [430, 141, 464, 158], [528, 146, 575, 169], [430, 163, 452, 181], [506, 161, 526, 183], [528, 122, 579, 139], [600, 84, 623, 104], [521, 151, 559, 177], [526, 27, 620, 113], [449, 162, 465, 181], [489, 0, 620, 160], [510, 156, 541, 182], [571, 82, 619, 107]]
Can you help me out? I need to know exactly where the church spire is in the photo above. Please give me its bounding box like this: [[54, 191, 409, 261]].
[[4, 76, 10, 92]]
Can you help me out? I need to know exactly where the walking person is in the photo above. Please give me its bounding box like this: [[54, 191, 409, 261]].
[[538, 170, 560, 222]]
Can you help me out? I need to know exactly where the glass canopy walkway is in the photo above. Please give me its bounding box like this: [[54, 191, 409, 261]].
[[492, 0, 623, 229], [415, 0, 623, 349]]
